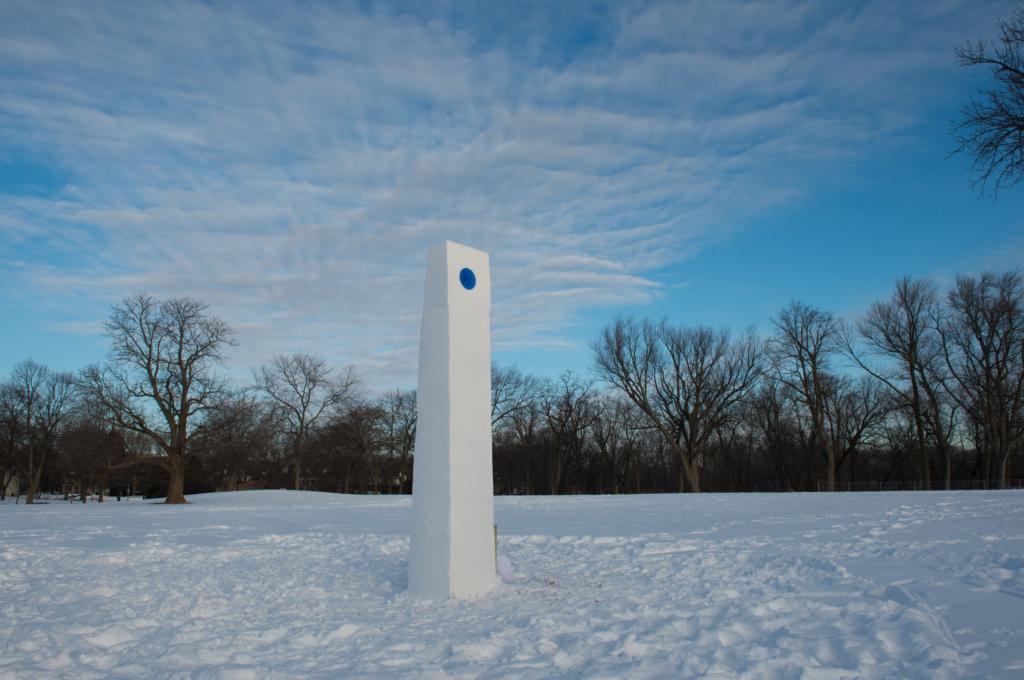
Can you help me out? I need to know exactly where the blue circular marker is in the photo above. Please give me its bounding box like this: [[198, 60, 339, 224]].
[[459, 267, 476, 290]]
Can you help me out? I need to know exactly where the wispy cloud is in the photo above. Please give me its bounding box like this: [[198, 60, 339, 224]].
[[0, 0, 1002, 388]]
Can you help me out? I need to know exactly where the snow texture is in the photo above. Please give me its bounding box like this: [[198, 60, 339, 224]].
[[409, 241, 495, 601], [1, 490, 1023, 678]]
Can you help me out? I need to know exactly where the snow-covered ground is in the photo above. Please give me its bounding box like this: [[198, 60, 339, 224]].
[[2, 491, 1023, 678]]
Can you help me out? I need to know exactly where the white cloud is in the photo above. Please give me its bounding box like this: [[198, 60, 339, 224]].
[[0, 0, 1003, 389]]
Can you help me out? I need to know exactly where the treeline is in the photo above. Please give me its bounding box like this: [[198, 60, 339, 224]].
[[1, 272, 1022, 503]]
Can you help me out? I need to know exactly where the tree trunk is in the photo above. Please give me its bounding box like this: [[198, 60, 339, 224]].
[[26, 467, 42, 504], [908, 375, 931, 490], [823, 435, 836, 492], [676, 453, 701, 493], [25, 446, 37, 504], [293, 461, 302, 491], [932, 420, 953, 490], [165, 453, 187, 504], [549, 458, 562, 495], [525, 454, 531, 495]]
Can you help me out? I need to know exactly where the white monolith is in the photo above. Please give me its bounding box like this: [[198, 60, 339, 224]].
[[408, 241, 496, 601]]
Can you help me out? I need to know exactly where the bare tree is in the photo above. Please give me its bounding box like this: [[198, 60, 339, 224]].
[[748, 377, 803, 490], [7, 360, 77, 503], [193, 392, 277, 491], [590, 396, 648, 494], [0, 383, 21, 501], [499, 389, 546, 495], [378, 390, 416, 493], [593, 317, 762, 492], [824, 375, 893, 486], [850, 278, 957, 488], [328, 400, 386, 493], [60, 412, 131, 503], [255, 353, 357, 490], [491, 363, 542, 429], [542, 372, 596, 494], [769, 301, 842, 491], [939, 272, 1024, 487], [954, 5, 1024, 193], [80, 295, 234, 503]]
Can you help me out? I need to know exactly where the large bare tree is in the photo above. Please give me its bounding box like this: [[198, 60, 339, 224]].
[[593, 317, 762, 492], [769, 301, 842, 491], [954, 5, 1024, 193], [939, 272, 1024, 487], [255, 353, 357, 490], [81, 294, 234, 503]]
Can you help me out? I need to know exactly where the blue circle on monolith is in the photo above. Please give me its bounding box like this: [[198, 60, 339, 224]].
[[459, 267, 476, 290]]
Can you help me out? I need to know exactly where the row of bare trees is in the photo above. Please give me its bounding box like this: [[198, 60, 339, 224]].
[[2, 271, 1022, 502], [0, 295, 365, 503], [591, 272, 1024, 492]]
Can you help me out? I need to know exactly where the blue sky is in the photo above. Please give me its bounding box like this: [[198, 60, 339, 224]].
[[1, 0, 1022, 390]]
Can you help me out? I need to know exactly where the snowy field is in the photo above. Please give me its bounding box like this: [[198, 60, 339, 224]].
[[2, 491, 1023, 679]]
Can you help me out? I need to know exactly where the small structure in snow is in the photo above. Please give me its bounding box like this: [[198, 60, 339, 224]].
[[408, 241, 496, 600]]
